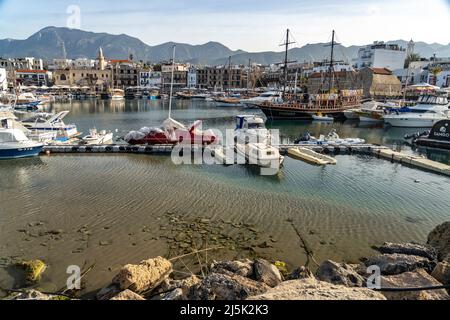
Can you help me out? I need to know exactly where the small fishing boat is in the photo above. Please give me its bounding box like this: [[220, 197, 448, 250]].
[[80, 128, 114, 145], [235, 142, 284, 168], [288, 147, 337, 165], [0, 128, 43, 159], [312, 113, 334, 122], [213, 97, 243, 107]]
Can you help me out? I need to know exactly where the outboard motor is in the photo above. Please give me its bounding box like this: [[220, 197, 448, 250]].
[[295, 132, 311, 144]]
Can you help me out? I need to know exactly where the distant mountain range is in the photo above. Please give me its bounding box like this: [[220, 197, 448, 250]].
[[1, 27, 450, 66]]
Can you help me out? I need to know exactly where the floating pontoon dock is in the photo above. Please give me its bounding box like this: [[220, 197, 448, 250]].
[[41, 144, 450, 177]]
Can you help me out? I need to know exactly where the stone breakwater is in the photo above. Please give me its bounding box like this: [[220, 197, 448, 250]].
[[5, 222, 450, 301]]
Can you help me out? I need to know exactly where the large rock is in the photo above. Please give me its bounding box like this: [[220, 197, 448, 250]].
[[247, 278, 386, 300], [16, 260, 46, 283], [431, 261, 450, 285], [286, 266, 315, 280], [152, 275, 201, 300], [316, 260, 366, 287], [253, 259, 283, 287], [112, 257, 172, 293], [110, 289, 145, 300], [210, 259, 254, 278], [380, 268, 450, 300], [364, 254, 434, 275], [427, 222, 450, 261], [376, 242, 437, 261], [189, 271, 270, 300]]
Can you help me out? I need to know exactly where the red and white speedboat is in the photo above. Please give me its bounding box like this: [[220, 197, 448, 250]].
[[124, 118, 216, 145]]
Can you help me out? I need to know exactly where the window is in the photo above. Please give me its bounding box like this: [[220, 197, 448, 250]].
[[60, 74, 67, 81]]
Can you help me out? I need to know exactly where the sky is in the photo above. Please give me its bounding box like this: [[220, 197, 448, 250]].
[[0, 0, 449, 52]]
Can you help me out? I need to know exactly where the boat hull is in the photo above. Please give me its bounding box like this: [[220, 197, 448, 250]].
[[259, 105, 346, 120], [384, 116, 443, 128], [0, 145, 43, 159]]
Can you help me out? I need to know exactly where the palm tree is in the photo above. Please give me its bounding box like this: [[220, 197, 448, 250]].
[[429, 66, 442, 86]]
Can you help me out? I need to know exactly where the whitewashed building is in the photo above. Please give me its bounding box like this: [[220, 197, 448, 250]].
[[187, 66, 197, 89], [139, 71, 162, 88], [355, 42, 407, 71]]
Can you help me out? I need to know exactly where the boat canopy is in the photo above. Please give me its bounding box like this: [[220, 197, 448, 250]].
[[0, 129, 29, 143]]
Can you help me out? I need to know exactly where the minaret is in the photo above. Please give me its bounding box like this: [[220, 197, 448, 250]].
[[98, 47, 106, 70], [407, 39, 415, 57]]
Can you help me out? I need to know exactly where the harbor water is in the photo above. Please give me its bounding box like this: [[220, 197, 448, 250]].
[[1, 98, 449, 295]]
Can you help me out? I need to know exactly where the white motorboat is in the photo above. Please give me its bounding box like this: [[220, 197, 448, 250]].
[[235, 115, 272, 145], [21, 111, 79, 138], [1, 107, 56, 142], [343, 108, 360, 120], [355, 101, 388, 122], [312, 113, 334, 122], [235, 142, 284, 168], [384, 92, 450, 128], [110, 89, 125, 100], [240, 91, 282, 108], [295, 130, 365, 146], [0, 128, 43, 159], [81, 128, 114, 145]]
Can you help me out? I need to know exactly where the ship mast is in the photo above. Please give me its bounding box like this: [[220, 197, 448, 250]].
[[328, 30, 336, 92], [168, 45, 176, 119], [228, 55, 232, 92], [280, 29, 296, 97]]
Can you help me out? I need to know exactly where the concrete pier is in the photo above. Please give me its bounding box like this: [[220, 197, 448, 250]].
[[41, 143, 450, 177]]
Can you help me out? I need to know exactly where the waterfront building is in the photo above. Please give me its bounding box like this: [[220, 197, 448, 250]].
[[161, 62, 188, 91], [53, 68, 112, 89], [187, 66, 197, 89], [196, 65, 246, 90], [15, 69, 52, 86], [109, 60, 139, 88], [139, 70, 162, 88], [358, 67, 402, 98], [355, 41, 407, 71]]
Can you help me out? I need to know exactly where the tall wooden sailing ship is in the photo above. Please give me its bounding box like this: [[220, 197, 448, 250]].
[[257, 30, 362, 120]]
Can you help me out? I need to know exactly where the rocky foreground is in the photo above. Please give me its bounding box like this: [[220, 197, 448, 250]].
[[8, 221, 450, 301]]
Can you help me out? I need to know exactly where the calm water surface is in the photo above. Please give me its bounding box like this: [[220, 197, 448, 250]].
[[1, 99, 449, 295]]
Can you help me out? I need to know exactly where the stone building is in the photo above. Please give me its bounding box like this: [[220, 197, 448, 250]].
[[53, 69, 112, 89], [307, 70, 360, 94], [196, 66, 246, 90], [358, 67, 402, 98], [110, 60, 139, 88]]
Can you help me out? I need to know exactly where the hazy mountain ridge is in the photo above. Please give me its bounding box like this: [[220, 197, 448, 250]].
[[1, 27, 449, 66]]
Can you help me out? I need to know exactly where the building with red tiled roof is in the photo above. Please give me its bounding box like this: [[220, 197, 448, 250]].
[[15, 69, 51, 86]]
